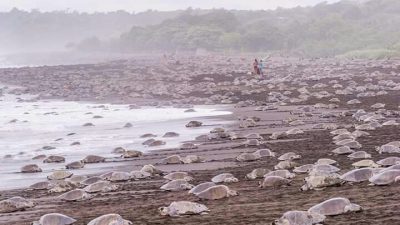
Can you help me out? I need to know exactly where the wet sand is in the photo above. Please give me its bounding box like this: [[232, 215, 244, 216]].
[[0, 56, 400, 224]]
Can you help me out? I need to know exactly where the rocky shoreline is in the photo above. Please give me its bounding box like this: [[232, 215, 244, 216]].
[[0, 56, 400, 225]]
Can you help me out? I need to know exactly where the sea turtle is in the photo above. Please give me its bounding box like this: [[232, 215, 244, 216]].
[[66, 175, 88, 184], [308, 197, 362, 216], [264, 170, 295, 179], [278, 152, 301, 161], [369, 169, 400, 185], [376, 157, 400, 166], [337, 140, 362, 149], [253, 149, 276, 158], [188, 182, 216, 195], [160, 155, 183, 164], [244, 139, 260, 146], [43, 155, 65, 163], [332, 146, 354, 155], [130, 171, 151, 180], [160, 179, 194, 191], [0, 196, 35, 213], [352, 130, 370, 138], [164, 172, 193, 181], [285, 128, 304, 135], [180, 143, 198, 150], [236, 152, 260, 162], [330, 129, 349, 135], [84, 181, 118, 193], [274, 161, 298, 170], [30, 181, 53, 190], [32, 213, 76, 225], [293, 164, 314, 174], [352, 160, 380, 168], [80, 176, 103, 186], [301, 173, 342, 191], [387, 141, 400, 147], [48, 180, 77, 193], [65, 161, 84, 170], [316, 158, 337, 165], [347, 151, 371, 159], [140, 133, 157, 138], [309, 165, 340, 176], [211, 173, 238, 183], [270, 132, 287, 140], [259, 176, 291, 188], [246, 168, 270, 180], [195, 185, 237, 200], [159, 201, 209, 217], [163, 132, 180, 138], [376, 145, 400, 154], [58, 189, 91, 201], [87, 214, 132, 225], [112, 147, 126, 154], [182, 155, 205, 164], [141, 164, 163, 176], [21, 164, 42, 173], [340, 167, 377, 183], [122, 150, 143, 158], [109, 172, 131, 182], [186, 121, 202, 127], [82, 155, 105, 163], [273, 211, 326, 225], [47, 171, 73, 180]]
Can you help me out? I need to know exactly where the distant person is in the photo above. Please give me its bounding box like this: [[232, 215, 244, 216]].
[[258, 59, 264, 76], [253, 59, 260, 75]]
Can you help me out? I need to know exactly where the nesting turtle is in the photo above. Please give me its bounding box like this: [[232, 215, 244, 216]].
[[273, 211, 326, 225], [43, 155, 65, 163], [0, 196, 35, 213], [182, 155, 205, 164], [308, 197, 361, 216], [332, 146, 354, 155], [265, 170, 295, 179], [164, 172, 193, 181], [274, 160, 298, 170], [32, 213, 76, 225], [163, 132, 180, 137], [82, 155, 105, 163], [278, 152, 301, 161], [376, 157, 400, 166], [141, 164, 163, 176], [109, 172, 131, 182], [244, 139, 261, 146], [189, 182, 216, 195], [99, 172, 114, 180], [316, 158, 337, 165], [376, 144, 400, 154], [161, 179, 194, 191], [66, 175, 87, 184], [48, 180, 77, 193], [80, 176, 103, 186], [59, 189, 92, 201], [253, 149, 276, 158], [87, 214, 132, 225], [259, 176, 291, 188], [180, 143, 198, 150], [159, 201, 209, 217], [211, 173, 238, 183], [309, 165, 340, 176], [195, 185, 237, 200], [352, 160, 380, 168], [186, 121, 203, 127], [84, 181, 118, 193], [122, 150, 143, 158], [160, 155, 183, 164], [369, 169, 400, 185], [21, 164, 42, 173], [30, 181, 53, 190], [48, 171, 73, 180], [340, 168, 375, 183], [348, 151, 371, 159], [236, 152, 260, 162], [301, 173, 342, 191], [246, 168, 270, 180], [285, 128, 304, 135], [270, 132, 287, 140], [293, 164, 314, 174], [65, 161, 85, 169], [130, 170, 151, 180]]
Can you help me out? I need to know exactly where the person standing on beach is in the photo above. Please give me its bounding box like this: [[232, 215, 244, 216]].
[[253, 59, 260, 75], [258, 59, 264, 76]]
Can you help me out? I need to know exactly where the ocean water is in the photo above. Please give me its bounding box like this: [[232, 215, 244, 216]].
[[0, 92, 232, 190]]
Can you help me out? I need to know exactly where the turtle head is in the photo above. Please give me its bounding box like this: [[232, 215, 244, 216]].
[[228, 189, 238, 197], [309, 212, 326, 224], [344, 203, 362, 213], [159, 206, 169, 216]]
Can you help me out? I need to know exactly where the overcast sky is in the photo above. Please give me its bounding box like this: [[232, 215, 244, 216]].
[[0, 0, 342, 13]]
